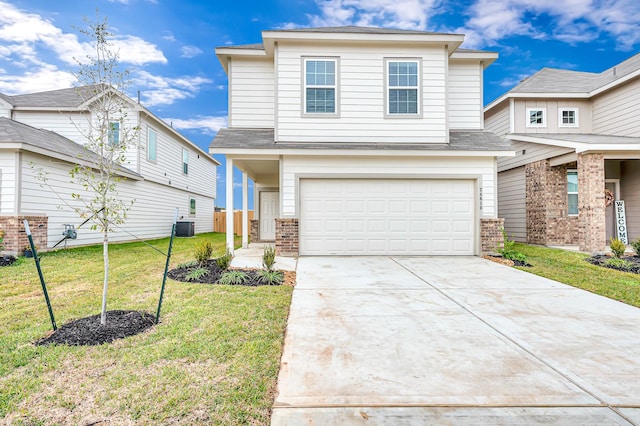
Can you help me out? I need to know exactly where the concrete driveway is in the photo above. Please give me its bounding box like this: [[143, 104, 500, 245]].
[[272, 256, 640, 425]]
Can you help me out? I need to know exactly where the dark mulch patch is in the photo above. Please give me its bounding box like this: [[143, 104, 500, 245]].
[[586, 255, 640, 274], [36, 310, 156, 346], [484, 254, 532, 268], [167, 259, 285, 286], [0, 255, 16, 267]]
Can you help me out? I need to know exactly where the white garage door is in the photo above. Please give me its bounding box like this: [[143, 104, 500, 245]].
[[299, 179, 476, 255]]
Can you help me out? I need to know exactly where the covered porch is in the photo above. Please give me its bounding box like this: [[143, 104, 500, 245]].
[[224, 155, 280, 254]]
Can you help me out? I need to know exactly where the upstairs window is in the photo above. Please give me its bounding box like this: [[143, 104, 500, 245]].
[[182, 149, 189, 175], [387, 60, 419, 115], [526, 108, 546, 127], [108, 121, 120, 145], [147, 128, 157, 162], [304, 59, 337, 114], [559, 108, 579, 127], [567, 170, 578, 215]]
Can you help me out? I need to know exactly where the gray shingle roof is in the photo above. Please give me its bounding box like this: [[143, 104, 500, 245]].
[[3, 84, 106, 108], [511, 133, 640, 145], [0, 117, 140, 177], [218, 43, 265, 50], [509, 52, 640, 94], [210, 128, 511, 151]]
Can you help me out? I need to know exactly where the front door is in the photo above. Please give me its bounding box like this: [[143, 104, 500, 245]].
[[260, 192, 279, 241], [605, 181, 619, 242]]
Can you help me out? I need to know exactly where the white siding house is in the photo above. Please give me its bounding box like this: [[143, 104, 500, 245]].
[[0, 86, 218, 253], [485, 53, 640, 252], [211, 26, 513, 257]]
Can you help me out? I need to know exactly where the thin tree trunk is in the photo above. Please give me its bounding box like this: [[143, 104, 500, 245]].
[[100, 231, 109, 325]]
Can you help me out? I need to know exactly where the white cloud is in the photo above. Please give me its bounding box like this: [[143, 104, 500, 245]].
[[459, 0, 640, 49], [0, 64, 75, 94], [288, 0, 442, 30], [135, 70, 212, 106], [180, 45, 204, 58], [162, 31, 176, 42], [163, 116, 228, 133]]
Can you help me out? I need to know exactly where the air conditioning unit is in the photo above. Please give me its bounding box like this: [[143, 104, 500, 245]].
[[175, 221, 195, 237]]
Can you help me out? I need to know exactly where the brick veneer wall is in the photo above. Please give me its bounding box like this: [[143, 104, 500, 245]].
[[275, 218, 298, 256], [480, 218, 505, 254], [0, 215, 48, 253], [578, 153, 606, 253], [250, 219, 259, 243], [525, 160, 580, 246]]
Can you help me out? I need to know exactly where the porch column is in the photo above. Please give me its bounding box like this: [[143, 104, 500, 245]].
[[578, 153, 605, 253], [226, 158, 234, 254], [242, 171, 249, 248]]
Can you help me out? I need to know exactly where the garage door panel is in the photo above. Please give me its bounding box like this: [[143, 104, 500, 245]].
[[299, 179, 475, 255]]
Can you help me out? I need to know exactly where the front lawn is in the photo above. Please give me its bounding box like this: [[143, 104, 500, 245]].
[[514, 243, 640, 308], [0, 233, 293, 425]]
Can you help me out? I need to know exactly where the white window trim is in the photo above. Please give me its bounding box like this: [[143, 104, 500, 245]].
[[302, 57, 339, 117], [526, 107, 547, 128], [182, 148, 189, 175], [108, 121, 120, 145], [559, 108, 579, 128], [384, 58, 422, 118], [567, 169, 578, 216], [147, 127, 157, 163], [189, 196, 196, 216]]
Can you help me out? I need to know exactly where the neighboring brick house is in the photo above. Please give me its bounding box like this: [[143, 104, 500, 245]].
[[211, 26, 513, 256], [485, 53, 640, 253]]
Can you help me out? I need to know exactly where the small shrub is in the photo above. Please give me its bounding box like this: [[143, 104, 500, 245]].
[[256, 269, 283, 285], [262, 245, 276, 271], [215, 247, 233, 271], [176, 260, 198, 269], [609, 238, 626, 258], [218, 270, 248, 285], [0, 230, 4, 251], [631, 239, 640, 256], [194, 241, 214, 264], [497, 228, 527, 262], [185, 267, 209, 281], [605, 257, 633, 271]]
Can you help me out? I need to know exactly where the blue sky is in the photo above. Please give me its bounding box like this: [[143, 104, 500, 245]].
[[1, 0, 639, 209]]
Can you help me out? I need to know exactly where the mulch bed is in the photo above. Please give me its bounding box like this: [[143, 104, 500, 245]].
[[586, 255, 640, 274], [167, 259, 295, 286], [1, 255, 17, 267], [36, 310, 156, 346]]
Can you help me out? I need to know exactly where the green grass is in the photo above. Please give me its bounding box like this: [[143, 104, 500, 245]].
[[0, 233, 293, 425], [514, 243, 640, 307]]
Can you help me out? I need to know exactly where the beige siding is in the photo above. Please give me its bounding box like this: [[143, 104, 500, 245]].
[[592, 78, 640, 136], [20, 152, 215, 248], [484, 103, 510, 136], [621, 160, 640, 241], [498, 141, 573, 172], [281, 155, 497, 218], [229, 57, 275, 128], [0, 151, 17, 214], [448, 61, 482, 129], [498, 167, 526, 242], [276, 43, 448, 144], [138, 116, 216, 200], [513, 99, 592, 134]]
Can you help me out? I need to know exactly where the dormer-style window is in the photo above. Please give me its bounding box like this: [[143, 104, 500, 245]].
[[304, 58, 337, 115], [386, 59, 420, 116], [526, 108, 546, 127], [559, 108, 579, 127]]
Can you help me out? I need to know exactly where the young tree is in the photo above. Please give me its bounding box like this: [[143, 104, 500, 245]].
[[71, 14, 138, 325]]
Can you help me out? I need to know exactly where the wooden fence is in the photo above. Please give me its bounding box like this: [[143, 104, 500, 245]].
[[214, 210, 254, 236]]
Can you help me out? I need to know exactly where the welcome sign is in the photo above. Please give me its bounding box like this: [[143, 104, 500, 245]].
[[615, 200, 628, 244]]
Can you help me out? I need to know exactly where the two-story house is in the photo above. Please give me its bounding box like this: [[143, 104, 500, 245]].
[[211, 26, 512, 256], [0, 85, 219, 253], [485, 53, 640, 253]]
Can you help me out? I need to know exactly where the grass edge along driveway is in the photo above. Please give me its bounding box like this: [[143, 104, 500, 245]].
[[0, 232, 293, 425], [514, 243, 640, 308]]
